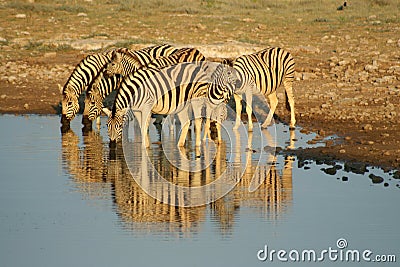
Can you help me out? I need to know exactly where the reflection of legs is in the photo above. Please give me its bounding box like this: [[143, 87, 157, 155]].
[[233, 93, 242, 130], [262, 92, 278, 128], [284, 79, 296, 129], [287, 128, 296, 150]]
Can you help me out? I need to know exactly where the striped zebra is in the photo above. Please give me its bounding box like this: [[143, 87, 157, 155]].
[[60, 44, 177, 128], [103, 56, 238, 148], [105, 44, 179, 77], [60, 50, 115, 128], [226, 47, 296, 131], [86, 47, 205, 127]]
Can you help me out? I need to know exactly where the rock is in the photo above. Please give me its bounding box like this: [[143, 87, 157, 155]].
[[302, 72, 317, 80], [16, 14, 27, 19], [365, 64, 378, 72], [242, 18, 255, 23], [383, 151, 391, 156], [393, 171, 400, 179], [77, 13, 88, 17], [7, 76, 17, 83], [1, 94, 6, 99], [0, 37, 7, 42], [369, 174, 384, 184], [362, 124, 373, 131], [344, 162, 368, 174], [23, 103, 29, 109], [322, 167, 337, 175], [339, 149, 346, 154], [387, 39, 394, 44], [342, 176, 349, 182], [44, 52, 57, 58]]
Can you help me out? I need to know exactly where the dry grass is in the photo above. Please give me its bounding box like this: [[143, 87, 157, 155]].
[[0, 0, 399, 60]]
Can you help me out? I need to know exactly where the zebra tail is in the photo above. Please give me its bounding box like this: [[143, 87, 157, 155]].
[[285, 90, 291, 112]]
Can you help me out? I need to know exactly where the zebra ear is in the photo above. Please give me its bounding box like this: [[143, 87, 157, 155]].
[[103, 107, 112, 117]]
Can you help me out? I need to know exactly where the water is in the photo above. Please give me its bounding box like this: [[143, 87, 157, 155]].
[[0, 115, 398, 267]]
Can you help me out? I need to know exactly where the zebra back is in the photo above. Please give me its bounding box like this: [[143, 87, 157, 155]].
[[233, 47, 295, 95], [106, 44, 179, 77], [62, 51, 114, 96], [145, 47, 206, 70]]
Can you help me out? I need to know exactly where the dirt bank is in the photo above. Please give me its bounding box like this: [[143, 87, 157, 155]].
[[0, 0, 399, 170]]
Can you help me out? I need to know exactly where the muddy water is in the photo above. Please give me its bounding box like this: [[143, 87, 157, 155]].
[[0, 115, 398, 267]]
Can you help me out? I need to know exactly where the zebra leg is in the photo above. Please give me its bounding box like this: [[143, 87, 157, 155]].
[[203, 118, 211, 141], [177, 108, 190, 147], [244, 90, 253, 132], [140, 108, 152, 148], [202, 101, 212, 141], [233, 93, 242, 130], [284, 79, 296, 129], [192, 101, 203, 147], [216, 122, 222, 144], [262, 92, 278, 128]]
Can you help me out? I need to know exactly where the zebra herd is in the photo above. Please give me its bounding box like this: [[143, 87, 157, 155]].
[[60, 44, 296, 148]]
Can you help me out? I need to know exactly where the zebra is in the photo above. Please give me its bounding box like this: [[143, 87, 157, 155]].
[[86, 47, 205, 128], [105, 43, 179, 77], [103, 56, 238, 148], [60, 44, 177, 129], [225, 47, 296, 131], [60, 50, 115, 129]]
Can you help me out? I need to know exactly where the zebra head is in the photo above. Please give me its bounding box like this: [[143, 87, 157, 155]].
[[105, 51, 142, 77], [209, 64, 239, 105], [61, 85, 80, 120], [104, 107, 128, 143], [87, 89, 103, 122]]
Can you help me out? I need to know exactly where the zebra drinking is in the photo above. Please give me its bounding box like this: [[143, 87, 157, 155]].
[[103, 55, 238, 148], [225, 47, 296, 131], [86, 47, 206, 129]]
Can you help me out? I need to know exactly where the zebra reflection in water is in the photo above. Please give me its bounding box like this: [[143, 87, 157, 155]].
[[60, 125, 294, 235]]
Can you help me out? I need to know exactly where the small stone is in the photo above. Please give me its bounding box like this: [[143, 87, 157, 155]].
[[369, 174, 384, 184], [16, 14, 27, 19], [362, 124, 373, 131], [367, 141, 374, 145], [0, 94, 6, 99], [344, 136, 351, 141], [44, 52, 57, 58], [322, 167, 337, 175], [0, 37, 7, 42], [77, 13, 88, 17], [342, 176, 348, 182], [302, 72, 317, 80], [24, 103, 29, 109], [384, 183, 389, 187], [383, 151, 391, 156], [339, 149, 346, 154]]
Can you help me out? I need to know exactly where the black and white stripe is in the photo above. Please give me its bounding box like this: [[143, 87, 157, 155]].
[[105, 44, 179, 77], [105, 53, 238, 147], [228, 47, 296, 131], [87, 47, 205, 126]]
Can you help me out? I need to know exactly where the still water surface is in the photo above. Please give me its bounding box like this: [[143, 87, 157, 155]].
[[0, 115, 398, 267]]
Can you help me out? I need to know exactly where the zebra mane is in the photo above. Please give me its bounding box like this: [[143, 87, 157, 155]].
[[210, 64, 226, 82]]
